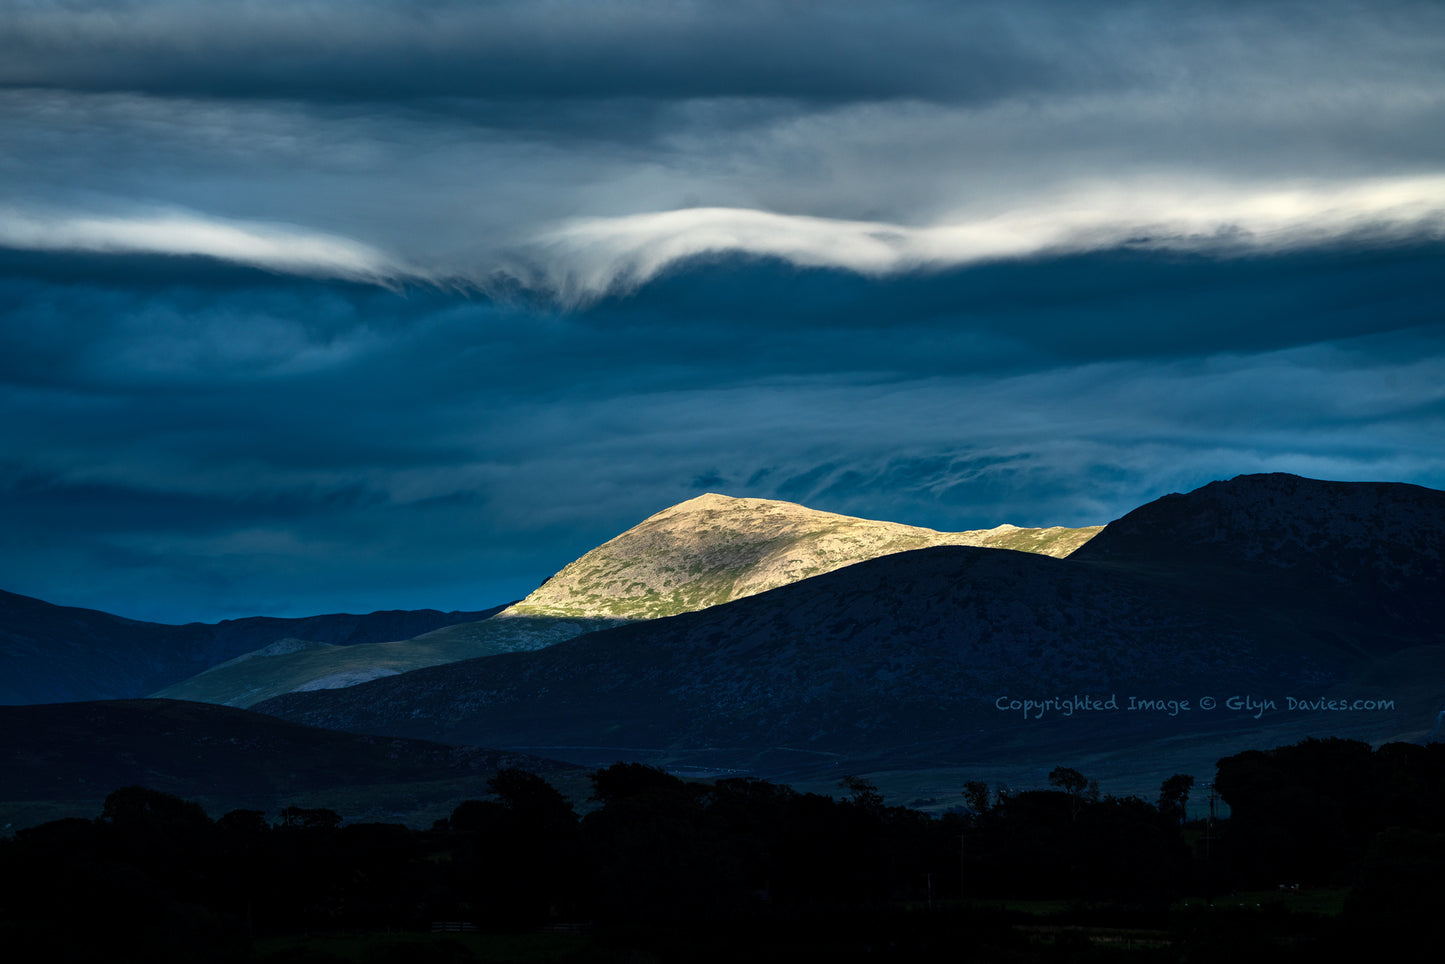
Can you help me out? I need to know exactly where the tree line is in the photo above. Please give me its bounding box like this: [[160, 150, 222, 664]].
[[1, 737, 1441, 961]]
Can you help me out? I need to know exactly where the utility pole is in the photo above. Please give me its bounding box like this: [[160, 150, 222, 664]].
[[1202, 782, 1221, 906], [959, 828, 970, 904], [1203, 783, 1219, 862]]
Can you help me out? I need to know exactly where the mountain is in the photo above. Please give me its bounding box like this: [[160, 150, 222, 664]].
[[1076, 473, 1445, 571], [507, 492, 1101, 619], [151, 613, 620, 708], [255, 475, 1444, 796], [1070, 473, 1445, 653], [0, 698, 585, 831], [0, 594, 503, 705], [154, 493, 1100, 707]]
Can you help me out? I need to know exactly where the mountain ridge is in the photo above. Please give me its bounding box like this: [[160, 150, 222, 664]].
[[152, 494, 1101, 707], [255, 474, 1444, 787], [150, 612, 621, 708], [0, 593, 504, 705], [507, 491, 1101, 619]]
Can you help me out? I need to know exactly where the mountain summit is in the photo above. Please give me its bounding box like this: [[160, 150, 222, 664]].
[[149, 494, 1098, 706], [507, 492, 1100, 620], [258, 474, 1445, 789], [1076, 472, 1445, 578]]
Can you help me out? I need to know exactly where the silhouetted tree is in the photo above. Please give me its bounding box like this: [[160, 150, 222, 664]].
[[278, 806, 342, 831], [101, 785, 211, 831], [217, 808, 269, 836], [457, 769, 584, 929], [1047, 766, 1088, 795], [1047, 766, 1096, 821], [582, 763, 748, 920], [840, 775, 885, 813], [1215, 738, 1378, 884], [961, 780, 992, 817], [446, 798, 506, 833], [487, 767, 577, 835], [1342, 828, 1445, 944], [589, 761, 693, 805], [1158, 773, 1194, 828]]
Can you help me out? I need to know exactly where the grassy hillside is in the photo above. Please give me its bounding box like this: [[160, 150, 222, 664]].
[[0, 592, 501, 705], [508, 492, 1101, 619], [157, 494, 1099, 706], [154, 613, 620, 708]]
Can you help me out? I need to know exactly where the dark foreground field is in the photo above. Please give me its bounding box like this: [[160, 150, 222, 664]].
[[4, 737, 1443, 962]]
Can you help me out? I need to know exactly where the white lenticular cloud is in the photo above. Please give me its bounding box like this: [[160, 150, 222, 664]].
[[4, 173, 1443, 298], [538, 174, 1445, 300], [0, 207, 410, 284]]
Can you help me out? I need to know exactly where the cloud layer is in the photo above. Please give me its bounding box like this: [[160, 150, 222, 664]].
[[539, 178, 1445, 298], [0, 207, 406, 282], [4, 1, 1444, 292]]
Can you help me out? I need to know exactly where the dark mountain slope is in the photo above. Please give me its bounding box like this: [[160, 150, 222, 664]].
[[1073, 473, 1445, 655], [0, 592, 504, 705], [207, 605, 509, 654], [1076, 474, 1445, 574], [0, 698, 580, 829], [257, 546, 1325, 774], [1, 591, 211, 705], [257, 475, 1442, 779]]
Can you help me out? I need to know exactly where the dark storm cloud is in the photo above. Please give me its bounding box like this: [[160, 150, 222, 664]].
[[0, 1, 1065, 104], [578, 244, 1445, 371], [2, 2, 1442, 295], [4, 1, 1439, 114], [3, 243, 1442, 621]]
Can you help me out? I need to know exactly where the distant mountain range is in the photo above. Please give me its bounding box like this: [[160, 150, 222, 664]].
[[151, 495, 1100, 707], [254, 474, 1444, 792], [0, 596, 503, 705], [149, 613, 615, 709], [3, 473, 1441, 825]]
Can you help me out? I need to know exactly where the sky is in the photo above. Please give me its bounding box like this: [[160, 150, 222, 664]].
[[2, 0, 1443, 624]]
